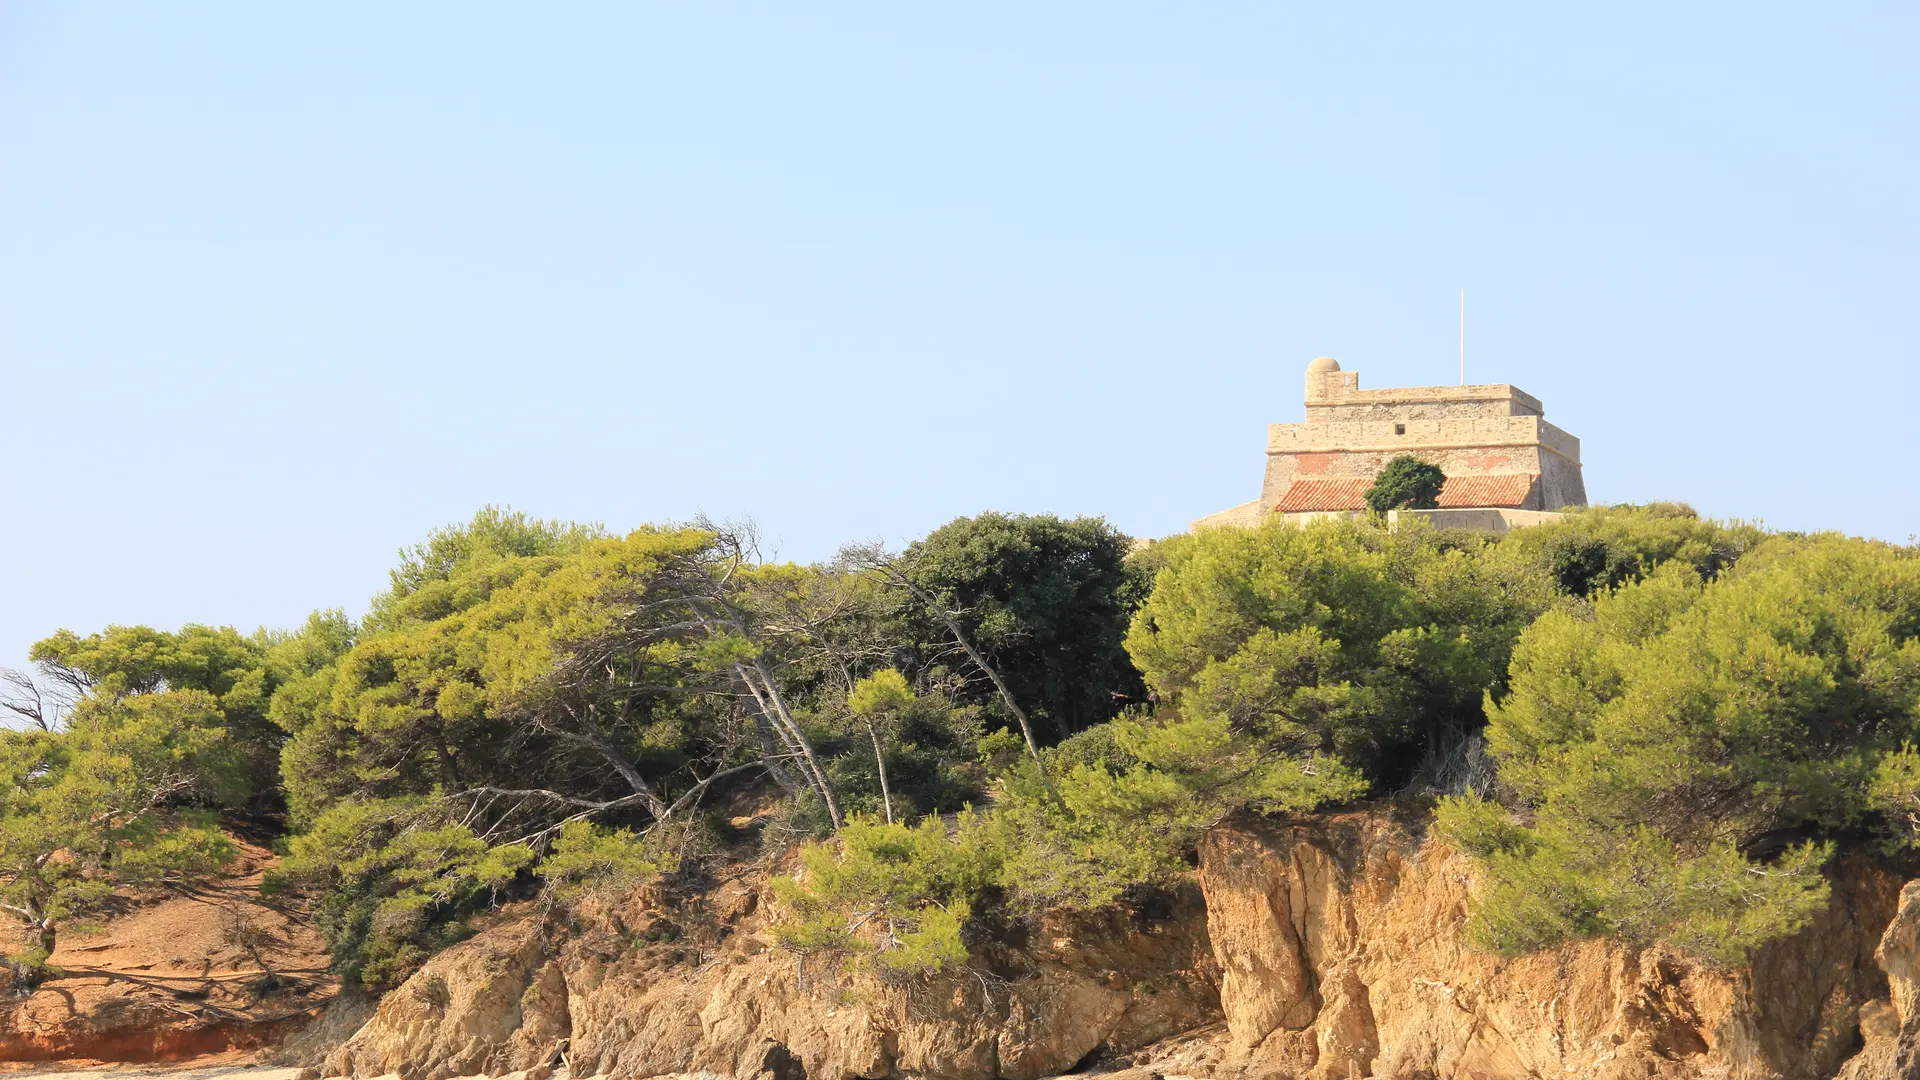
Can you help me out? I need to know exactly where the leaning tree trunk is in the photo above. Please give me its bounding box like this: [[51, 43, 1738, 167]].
[[867, 722, 895, 824], [900, 578, 1042, 763], [9, 917, 56, 987], [750, 711, 804, 796], [736, 660, 845, 828]]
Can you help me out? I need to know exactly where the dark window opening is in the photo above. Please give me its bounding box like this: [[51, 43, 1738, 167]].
[[1394, 423, 1406, 435]]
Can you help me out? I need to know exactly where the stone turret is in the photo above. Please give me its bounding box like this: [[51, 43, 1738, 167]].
[[1304, 356, 1349, 401]]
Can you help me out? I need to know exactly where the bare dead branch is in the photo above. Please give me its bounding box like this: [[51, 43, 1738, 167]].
[[0, 669, 49, 731]]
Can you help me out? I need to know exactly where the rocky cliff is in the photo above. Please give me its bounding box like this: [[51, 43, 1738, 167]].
[[323, 811, 1920, 1080]]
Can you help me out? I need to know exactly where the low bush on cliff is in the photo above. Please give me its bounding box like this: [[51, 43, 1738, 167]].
[[985, 710, 1365, 912], [274, 801, 683, 991], [1441, 534, 1920, 965], [772, 814, 997, 977], [274, 797, 534, 991], [771, 703, 1373, 976]]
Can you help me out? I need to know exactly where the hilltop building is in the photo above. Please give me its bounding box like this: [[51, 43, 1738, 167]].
[[1194, 357, 1586, 531]]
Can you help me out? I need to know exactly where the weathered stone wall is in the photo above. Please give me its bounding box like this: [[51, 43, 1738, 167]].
[[1305, 368, 1543, 414], [1539, 448, 1590, 509], [1394, 507, 1567, 532], [1267, 416, 1578, 459], [1191, 500, 1267, 530], [1306, 399, 1534, 422], [1259, 444, 1570, 510]]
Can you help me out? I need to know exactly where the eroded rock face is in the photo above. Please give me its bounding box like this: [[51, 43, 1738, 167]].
[[325, 918, 564, 1080], [326, 814, 1913, 1080], [1838, 878, 1920, 1080], [1197, 816, 1901, 1080], [325, 881, 1219, 1080]]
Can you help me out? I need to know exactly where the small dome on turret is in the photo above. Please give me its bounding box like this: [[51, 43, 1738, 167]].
[[1306, 356, 1341, 374]]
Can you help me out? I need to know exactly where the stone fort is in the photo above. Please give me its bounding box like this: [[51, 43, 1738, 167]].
[[1194, 356, 1587, 531]]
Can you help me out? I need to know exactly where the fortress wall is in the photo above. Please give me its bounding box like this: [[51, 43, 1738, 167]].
[[1538, 452, 1589, 510], [1423, 446, 1549, 491], [1307, 399, 1532, 422], [1191, 499, 1268, 531], [1535, 421, 1580, 465], [1268, 416, 1579, 464], [1260, 445, 1555, 510], [1306, 376, 1543, 414], [1259, 453, 1301, 507]]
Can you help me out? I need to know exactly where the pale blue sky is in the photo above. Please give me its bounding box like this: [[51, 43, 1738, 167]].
[[3, 4, 1916, 668]]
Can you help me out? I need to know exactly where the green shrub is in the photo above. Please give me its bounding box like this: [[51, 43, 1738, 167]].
[[273, 797, 532, 991], [901, 513, 1148, 739], [535, 820, 674, 902], [990, 709, 1365, 911], [1042, 723, 1138, 775], [771, 814, 999, 978], [1439, 796, 1830, 967], [1868, 745, 1920, 850], [1365, 456, 1445, 512]]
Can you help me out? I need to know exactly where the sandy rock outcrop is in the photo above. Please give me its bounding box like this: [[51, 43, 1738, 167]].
[[1837, 878, 1920, 1079], [326, 811, 1915, 1080], [327, 882, 1218, 1080], [1197, 815, 1899, 1080], [325, 918, 573, 1080]]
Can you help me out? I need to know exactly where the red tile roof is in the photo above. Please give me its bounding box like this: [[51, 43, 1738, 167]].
[[1273, 473, 1537, 514], [1274, 477, 1374, 513], [1436, 473, 1537, 509]]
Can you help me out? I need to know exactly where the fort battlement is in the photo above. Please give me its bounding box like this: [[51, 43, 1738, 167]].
[[1194, 357, 1587, 530]]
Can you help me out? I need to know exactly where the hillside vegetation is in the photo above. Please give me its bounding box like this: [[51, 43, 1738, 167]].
[[3, 504, 1915, 995]]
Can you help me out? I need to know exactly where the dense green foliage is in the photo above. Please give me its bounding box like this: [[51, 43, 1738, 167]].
[[24, 621, 336, 804], [8, 500, 1915, 987], [1127, 517, 1552, 785], [900, 513, 1148, 739], [275, 796, 532, 990], [1441, 530, 1920, 965], [256, 508, 1141, 987], [1365, 455, 1446, 512], [274, 524, 730, 828], [773, 509, 1920, 976], [1493, 501, 1763, 596]]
